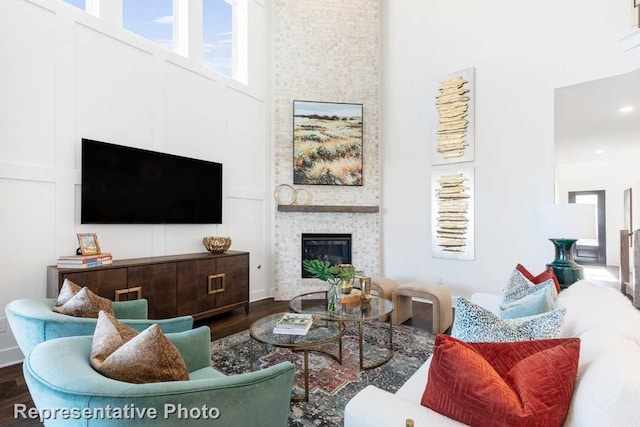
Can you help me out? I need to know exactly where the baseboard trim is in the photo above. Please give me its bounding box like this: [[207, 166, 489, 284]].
[[0, 346, 24, 368]]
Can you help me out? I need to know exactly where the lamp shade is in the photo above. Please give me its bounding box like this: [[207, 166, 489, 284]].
[[537, 203, 597, 240]]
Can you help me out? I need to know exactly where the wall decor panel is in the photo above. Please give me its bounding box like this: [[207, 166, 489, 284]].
[[431, 166, 475, 260]]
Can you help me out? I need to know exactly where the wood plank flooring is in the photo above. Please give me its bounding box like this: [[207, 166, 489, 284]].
[[0, 299, 435, 427]]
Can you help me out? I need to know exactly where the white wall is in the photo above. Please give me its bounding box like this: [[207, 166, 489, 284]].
[[0, 0, 272, 366], [380, 0, 636, 297]]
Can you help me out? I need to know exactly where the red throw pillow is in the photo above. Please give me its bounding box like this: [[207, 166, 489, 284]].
[[421, 335, 580, 427], [516, 263, 561, 293]]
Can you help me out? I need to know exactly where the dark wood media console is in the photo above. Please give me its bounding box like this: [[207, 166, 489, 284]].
[[47, 251, 250, 320]]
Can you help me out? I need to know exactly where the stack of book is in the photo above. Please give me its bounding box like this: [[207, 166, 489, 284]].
[[57, 253, 113, 269], [273, 313, 313, 336]]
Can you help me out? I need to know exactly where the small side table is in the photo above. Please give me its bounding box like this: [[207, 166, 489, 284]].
[[249, 312, 345, 402]]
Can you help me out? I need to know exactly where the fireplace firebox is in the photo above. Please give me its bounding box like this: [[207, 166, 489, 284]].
[[301, 233, 352, 278]]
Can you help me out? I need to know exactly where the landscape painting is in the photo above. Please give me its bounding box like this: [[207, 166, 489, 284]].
[[293, 100, 363, 186]]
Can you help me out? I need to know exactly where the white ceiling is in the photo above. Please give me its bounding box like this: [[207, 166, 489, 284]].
[[555, 68, 640, 164]]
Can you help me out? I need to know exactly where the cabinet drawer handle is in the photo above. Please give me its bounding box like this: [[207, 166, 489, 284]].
[[208, 273, 226, 294], [115, 286, 142, 301]]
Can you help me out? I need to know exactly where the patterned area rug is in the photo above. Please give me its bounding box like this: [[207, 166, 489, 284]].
[[210, 322, 435, 426]]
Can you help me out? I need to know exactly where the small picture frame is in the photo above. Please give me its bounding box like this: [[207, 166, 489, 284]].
[[77, 233, 101, 256]]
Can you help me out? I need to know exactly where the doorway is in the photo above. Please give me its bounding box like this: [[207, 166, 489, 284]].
[[568, 190, 606, 265]]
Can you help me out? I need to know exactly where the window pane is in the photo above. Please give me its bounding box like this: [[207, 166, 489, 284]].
[[203, 0, 233, 77], [123, 0, 174, 51], [63, 0, 85, 10]]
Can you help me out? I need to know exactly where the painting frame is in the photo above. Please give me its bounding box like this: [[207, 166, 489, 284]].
[[77, 233, 101, 256], [432, 67, 475, 165], [431, 165, 475, 260], [292, 100, 363, 186]]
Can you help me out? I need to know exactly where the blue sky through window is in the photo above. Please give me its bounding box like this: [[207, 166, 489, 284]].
[[63, 0, 85, 10], [202, 0, 233, 77], [122, 0, 174, 51]]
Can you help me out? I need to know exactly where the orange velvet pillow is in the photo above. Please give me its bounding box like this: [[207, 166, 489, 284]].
[[421, 335, 580, 427], [516, 264, 561, 293]]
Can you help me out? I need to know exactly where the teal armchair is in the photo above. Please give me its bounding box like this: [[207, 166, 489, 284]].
[[23, 326, 295, 427], [6, 298, 193, 357]]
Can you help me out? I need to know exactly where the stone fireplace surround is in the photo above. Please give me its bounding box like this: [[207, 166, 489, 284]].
[[274, 210, 380, 300]]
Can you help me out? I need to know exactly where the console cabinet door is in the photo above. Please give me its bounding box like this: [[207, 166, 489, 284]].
[[61, 269, 128, 300], [176, 259, 217, 316], [214, 255, 249, 309], [127, 263, 177, 319]]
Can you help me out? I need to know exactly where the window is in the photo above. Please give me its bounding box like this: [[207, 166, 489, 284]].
[[62, 0, 86, 10], [122, 0, 174, 51], [202, 0, 234, 77]]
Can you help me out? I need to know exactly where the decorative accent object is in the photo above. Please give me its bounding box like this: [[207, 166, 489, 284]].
[[433, 68, 475, 165], [77, 233, 101, 256], [273, 184, 312, 205], [202, 236, 232, 253], [537, 203, 596, 288], [359, 277, 372, 303], [293, 100, 363, 186], [431, 166, 474, 260], [301, 259, 362, 311]]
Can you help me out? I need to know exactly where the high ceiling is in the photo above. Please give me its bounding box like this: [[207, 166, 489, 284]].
[[555, 68, 640, 164]]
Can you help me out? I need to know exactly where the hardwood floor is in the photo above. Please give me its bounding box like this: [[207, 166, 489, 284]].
[[0, 298, 436, 427]]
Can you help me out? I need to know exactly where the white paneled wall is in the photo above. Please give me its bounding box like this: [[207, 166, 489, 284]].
[[0, 0, 271, 366]]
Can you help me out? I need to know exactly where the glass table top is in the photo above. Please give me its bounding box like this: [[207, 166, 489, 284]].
[[249, 312, 345, 347], [289, 291, 394, 322]]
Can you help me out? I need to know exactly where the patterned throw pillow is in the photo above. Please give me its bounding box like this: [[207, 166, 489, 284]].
[[501, 269, 557, 307], [90, 311, 189, 384], [52, 280, 114, 318], [452, 297, 566, 342], [500, 281, 558, 319], [421, 335, 581, 427], [516, 263, 560, 293]]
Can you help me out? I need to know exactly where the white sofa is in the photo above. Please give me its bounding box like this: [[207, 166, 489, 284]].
[[345, 280, 640, 426]]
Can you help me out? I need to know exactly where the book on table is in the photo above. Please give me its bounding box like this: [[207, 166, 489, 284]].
[[57, 253, 113, 269], [273, 313, 313, 335]]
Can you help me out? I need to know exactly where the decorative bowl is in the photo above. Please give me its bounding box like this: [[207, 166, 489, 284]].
[[202, 236, 232, 253]]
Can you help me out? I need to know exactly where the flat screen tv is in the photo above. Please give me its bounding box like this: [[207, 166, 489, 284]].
[[81, 138, 223, 224]]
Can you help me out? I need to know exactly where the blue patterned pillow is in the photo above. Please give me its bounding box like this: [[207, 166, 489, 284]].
[[499, 281, 557, 319], [501, 269, 556, 306], [452, 297, 566, 342]]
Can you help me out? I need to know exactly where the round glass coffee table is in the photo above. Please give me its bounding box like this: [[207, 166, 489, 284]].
[[289, 291, 394, 370], [249, 312, 345, 402]]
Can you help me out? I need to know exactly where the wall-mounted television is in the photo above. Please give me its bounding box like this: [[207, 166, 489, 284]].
[[81, 139, 223, 224]]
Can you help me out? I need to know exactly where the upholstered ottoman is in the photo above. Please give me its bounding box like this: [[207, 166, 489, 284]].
[[369, 277, 399, 322], [391, 283, 453, 333]]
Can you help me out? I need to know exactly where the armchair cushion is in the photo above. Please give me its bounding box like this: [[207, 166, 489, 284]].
[[91, 311, 189, 383], [52, 286, 114, 318]]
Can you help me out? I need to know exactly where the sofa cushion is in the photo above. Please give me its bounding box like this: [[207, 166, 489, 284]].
[[421, 335, 580, 427], [452, 297, 566, 342], [501, 269, 557, 307], [52, 282, 113, 318], [516, 263, 560, 293], [90, 311, 189, 384], [499, 281, 557, 319]]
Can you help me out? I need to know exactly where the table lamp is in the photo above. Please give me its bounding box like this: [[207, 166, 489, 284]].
[[537, 203, 597, 289]]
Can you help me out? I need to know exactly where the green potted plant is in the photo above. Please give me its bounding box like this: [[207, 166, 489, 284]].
[[302, 260, 363, 311]]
